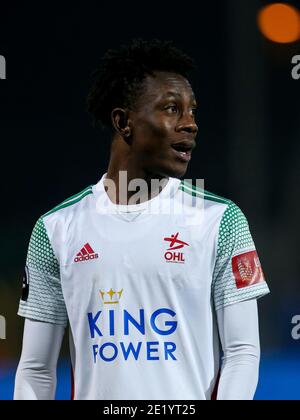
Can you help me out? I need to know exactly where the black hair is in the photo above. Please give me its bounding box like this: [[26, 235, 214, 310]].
[[86, 39, 195, 129]]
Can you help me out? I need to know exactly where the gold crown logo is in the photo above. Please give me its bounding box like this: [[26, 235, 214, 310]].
[[99, 288, 123, 304]]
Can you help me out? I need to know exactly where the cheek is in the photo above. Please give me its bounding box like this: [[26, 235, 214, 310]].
[[133, 119, 172, 153]]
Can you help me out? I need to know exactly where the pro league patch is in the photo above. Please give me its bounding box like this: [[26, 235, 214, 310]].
[[21, 265, 29, 302], [232, 250, 265, 289]]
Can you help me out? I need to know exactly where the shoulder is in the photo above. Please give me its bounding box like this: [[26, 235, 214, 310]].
[[30, 185, 94, 244], [178, 182, 255, 257], [42, 184, 94, 219], [179, 179, 231, 205], [178, 179, 237, 217], [178, 179, 248, 226]]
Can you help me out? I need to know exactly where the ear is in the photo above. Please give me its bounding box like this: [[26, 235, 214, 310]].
[[111, 108, 132, 140]]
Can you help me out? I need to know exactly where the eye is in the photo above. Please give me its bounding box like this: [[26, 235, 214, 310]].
[[164, 104, 178, 114]]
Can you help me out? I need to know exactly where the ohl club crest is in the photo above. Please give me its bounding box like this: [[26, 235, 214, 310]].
[[163, 232, 190, 264]]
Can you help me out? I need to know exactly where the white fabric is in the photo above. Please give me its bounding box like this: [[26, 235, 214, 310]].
[[216, 299, 260, 400], [14, 300, 260, 400], [17, 173, 269, 399], [14, 319, 65, 400]]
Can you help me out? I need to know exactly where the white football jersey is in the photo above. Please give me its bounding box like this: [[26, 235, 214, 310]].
[[18, 173, 269, 400]]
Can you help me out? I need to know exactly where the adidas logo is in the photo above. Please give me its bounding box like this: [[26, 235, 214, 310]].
[[74, 243, 99, 263]]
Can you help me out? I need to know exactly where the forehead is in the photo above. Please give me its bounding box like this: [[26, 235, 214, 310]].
[[140, 71, 195, 102]]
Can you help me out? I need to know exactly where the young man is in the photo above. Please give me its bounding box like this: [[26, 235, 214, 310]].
[[14, 39, 269, 400]]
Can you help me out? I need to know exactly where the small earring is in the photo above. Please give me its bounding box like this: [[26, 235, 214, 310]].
[[124, 127, 131, 138]]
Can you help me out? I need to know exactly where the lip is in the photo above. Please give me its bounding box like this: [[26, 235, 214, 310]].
[[171, 139, 195, 163], [171, 148, 192, 163]]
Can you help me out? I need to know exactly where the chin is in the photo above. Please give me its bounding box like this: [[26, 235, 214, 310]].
[[160, 164, 188, 179]]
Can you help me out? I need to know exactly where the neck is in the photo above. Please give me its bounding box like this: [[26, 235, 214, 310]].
[[105, 136, 169, 205]]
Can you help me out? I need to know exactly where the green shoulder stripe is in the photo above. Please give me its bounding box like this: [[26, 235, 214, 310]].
[[43, 185, 93, 217], [60, 185, 93, 204], [179, 181, 231, 205]]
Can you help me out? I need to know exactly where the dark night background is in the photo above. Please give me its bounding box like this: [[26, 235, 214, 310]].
[[0, 0, 300, 399]]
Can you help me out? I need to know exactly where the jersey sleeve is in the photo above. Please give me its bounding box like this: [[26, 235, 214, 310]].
[[212, 201, 270, 311], [18, 217, 68, 326]]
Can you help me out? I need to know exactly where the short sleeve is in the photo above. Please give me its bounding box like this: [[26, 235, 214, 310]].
[[18, 217, 68, 326], [212, 202, 270, 311]]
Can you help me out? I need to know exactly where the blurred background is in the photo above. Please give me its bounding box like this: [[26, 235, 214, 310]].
[[1, 0, 300, 400]]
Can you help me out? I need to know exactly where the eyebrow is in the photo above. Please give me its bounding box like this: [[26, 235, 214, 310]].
[[161, 91, 197, 103]]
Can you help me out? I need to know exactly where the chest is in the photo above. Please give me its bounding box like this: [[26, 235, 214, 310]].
[[59, 214, 218, 334], [63, 213, 214, 272]]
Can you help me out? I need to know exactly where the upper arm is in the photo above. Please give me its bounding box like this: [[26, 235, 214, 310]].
[[18, 217, 68, 326], [212, 202, 270, 311]]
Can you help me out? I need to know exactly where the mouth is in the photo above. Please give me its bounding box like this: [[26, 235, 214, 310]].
[[171, 141, 194, 163]]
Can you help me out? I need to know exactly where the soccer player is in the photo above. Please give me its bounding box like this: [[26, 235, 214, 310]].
[[14, 39, 269, 400]]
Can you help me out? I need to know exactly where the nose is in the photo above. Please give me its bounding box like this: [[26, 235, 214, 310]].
[[176, 113, 198, 135]]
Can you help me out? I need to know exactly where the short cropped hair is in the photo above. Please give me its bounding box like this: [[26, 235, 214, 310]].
[[86, 39, 195, 128]]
